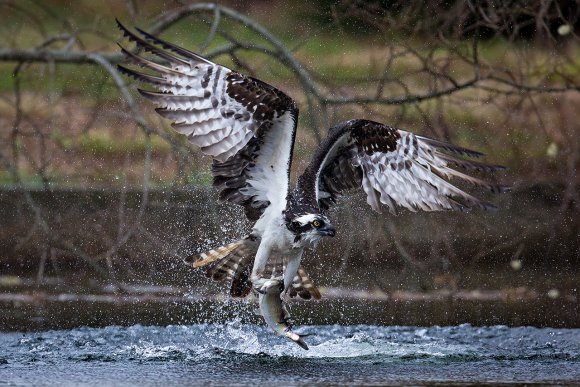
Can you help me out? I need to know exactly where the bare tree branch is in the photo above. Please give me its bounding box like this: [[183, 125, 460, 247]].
[[0, 1, 578, 290], [0, 48, 124, 64]]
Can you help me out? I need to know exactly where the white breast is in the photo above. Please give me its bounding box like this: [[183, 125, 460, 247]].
[[251, 206, 303, 291]]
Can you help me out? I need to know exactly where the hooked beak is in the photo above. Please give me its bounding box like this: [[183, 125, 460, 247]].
[[320, 224, 336, 237]]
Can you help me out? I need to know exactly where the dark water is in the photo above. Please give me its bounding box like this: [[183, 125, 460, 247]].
[[0, 323, 579, 386]]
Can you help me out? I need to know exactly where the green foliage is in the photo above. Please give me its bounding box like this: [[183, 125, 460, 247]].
[[0, 0, 578, 189], [51, 130, 74, 151], [78, 131, 116, 155], [0, 65, 15, 93], [0, 170, 53, 187], [185, 170, 212, 186], [80, 132, 171, 156]]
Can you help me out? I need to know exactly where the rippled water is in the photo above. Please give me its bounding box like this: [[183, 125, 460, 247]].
[[1, 323, 578, 386]]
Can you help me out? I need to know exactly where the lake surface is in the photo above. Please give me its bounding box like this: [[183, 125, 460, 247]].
[[1, 323, 578, 386]]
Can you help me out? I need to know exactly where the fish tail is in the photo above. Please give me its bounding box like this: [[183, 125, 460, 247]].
[[296, 337, 309, 350], [288, 332, 309, 350]]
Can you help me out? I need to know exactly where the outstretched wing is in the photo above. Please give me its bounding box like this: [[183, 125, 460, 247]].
[[117, 21, 298, 221], [296, 119, 507, 213]]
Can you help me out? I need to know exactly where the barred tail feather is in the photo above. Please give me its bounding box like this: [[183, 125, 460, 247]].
[[183, 235, 259, 298], [229, 264, 252, 298], [183, 240, 246, 269], [288, 267, 322, 300], [184, 237, 320, 300]]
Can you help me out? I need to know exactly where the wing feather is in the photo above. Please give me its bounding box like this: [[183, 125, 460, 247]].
[[117, 64, 168, 85], [297, 119, 507, 214], [118, 22, 298, 221]]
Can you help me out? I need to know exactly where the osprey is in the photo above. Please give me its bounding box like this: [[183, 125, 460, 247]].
[[117, 22, 506, 345]]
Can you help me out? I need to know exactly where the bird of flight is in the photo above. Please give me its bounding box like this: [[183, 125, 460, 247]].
[[117, 21, 506, 350]]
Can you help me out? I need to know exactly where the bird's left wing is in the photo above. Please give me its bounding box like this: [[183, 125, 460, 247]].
[[117, 22, 298, 221], [296, 119, 507, 213]]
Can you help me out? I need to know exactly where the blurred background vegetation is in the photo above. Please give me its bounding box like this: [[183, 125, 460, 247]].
[[0, 0, 578, 328]]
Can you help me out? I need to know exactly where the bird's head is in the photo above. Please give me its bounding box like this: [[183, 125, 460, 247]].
[[286, 213, 336, 245]]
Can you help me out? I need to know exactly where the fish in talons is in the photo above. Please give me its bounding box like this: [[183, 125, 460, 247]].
[[257, 278, 309, 350]]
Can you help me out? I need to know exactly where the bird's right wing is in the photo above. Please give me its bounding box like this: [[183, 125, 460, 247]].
[[117, 21, 298, 221]]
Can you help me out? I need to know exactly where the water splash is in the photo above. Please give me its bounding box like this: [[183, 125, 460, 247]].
[[1, 324, 579, 385]]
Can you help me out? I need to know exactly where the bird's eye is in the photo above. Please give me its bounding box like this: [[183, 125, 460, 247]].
[[312, 219, 322, 228]]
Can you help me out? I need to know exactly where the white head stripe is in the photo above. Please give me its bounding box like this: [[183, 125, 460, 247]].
[[293, 214, 319, 226]]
